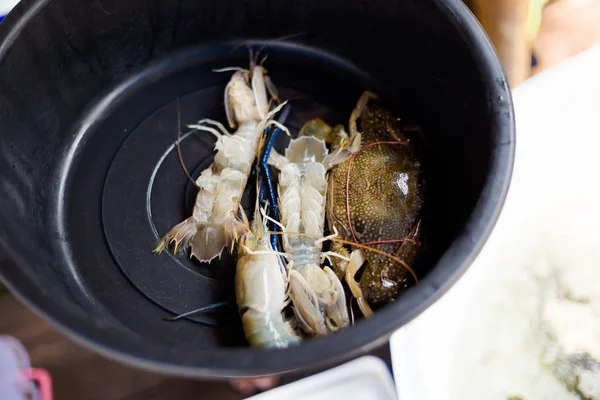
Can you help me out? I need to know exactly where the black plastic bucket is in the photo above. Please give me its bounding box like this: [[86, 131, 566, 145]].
[[0, 0, 514, 378]]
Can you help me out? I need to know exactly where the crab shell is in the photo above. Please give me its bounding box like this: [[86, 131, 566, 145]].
[[326, 101, 424, 304]]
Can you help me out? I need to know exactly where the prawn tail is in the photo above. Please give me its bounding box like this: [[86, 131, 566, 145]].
[[153, 217, 197, 255], [190, 224, 227, 263], [189, 216, 247, 262]]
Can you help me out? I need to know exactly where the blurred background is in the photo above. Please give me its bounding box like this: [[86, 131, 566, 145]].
[[1, 0, 600, 399], [466, 0, 600, 86]]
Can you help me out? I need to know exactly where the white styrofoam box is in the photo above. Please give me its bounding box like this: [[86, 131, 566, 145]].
[[0, 0, 20, 17], [246, 356, 398, 400], [390, 44, 600, 400]]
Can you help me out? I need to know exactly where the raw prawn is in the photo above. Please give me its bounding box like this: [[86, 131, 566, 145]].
[[268, 133, 354, 335], [153, 58, 289, 262], [235, 202, 301, 348]]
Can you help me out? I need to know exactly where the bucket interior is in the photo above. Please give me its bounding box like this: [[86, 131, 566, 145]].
[[0, 0, 513, 376]]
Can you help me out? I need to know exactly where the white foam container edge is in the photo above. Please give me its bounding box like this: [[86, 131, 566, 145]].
[[246, 356, 398, 400], [390, 44, 600, 400], [0, 0, 20, 18]]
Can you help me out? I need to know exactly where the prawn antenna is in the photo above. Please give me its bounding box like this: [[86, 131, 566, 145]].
[[228, 32, 307, 58], [213, 67, 244, 73], [267, 231, 419, 283], [163, 301, 229, 321], [175, 98, 200, 189]]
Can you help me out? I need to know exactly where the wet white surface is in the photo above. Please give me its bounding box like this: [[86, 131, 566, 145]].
[[390, 44, 600, 400]]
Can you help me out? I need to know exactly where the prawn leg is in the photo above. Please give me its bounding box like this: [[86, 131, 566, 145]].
[[186, 125, 224, 140], [251, 65, 269, 120], [348, 91, 378, 152], [190, 119, 232, 136], [329, 242, 351, 280], [322, 266, 350, 331], [288, 270, 328, 336], [345, 249, 373, 318]]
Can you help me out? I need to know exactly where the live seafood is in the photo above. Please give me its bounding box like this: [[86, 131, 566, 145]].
[[325, 91, 425, 309], [153, 59, 288, 262], [235, 200, 302, 348], [156, 63, 424, 344], [268, 133, 353, 335]]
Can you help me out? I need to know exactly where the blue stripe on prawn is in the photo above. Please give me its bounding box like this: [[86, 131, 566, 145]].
[[234, 171, 302, 348], [259, 104, 291, 251]]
